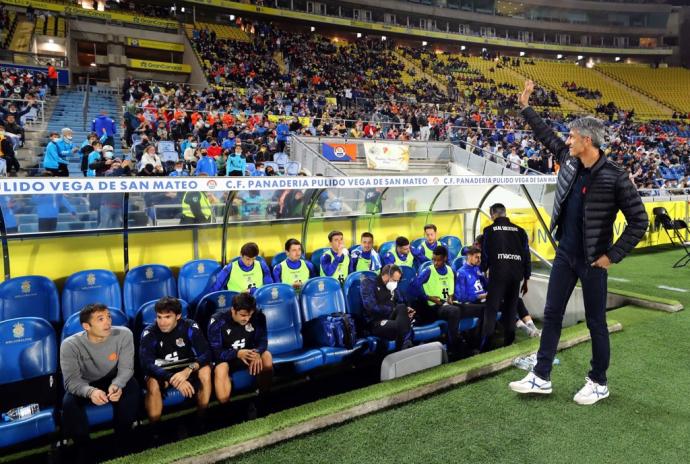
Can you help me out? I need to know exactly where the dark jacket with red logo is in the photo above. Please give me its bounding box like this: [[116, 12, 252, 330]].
[[521, 107, 648, 264]]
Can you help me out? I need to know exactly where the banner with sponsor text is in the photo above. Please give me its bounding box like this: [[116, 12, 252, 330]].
[[0, 175, 556, 195], [364, 143, 410, 171]]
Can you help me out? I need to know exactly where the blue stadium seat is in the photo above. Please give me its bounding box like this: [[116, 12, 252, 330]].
[[459, 317, 479, 332], [342, 271, 377, 325], [418, 261, 432, 273], [61, 269, 122, 320], [411, 238, 425, 250], [0, 276, 60, 324], [300, 277, 368, 364], [397, 265, 418, 305], [177, 259, 221, 312], [377, 241, 395, 257], [451, 256, 467, 273], [413, 320, 447, 343], [440, 235, 463, 258], [271, 252, 288, 268], [285, 161, 301, 176], [310, 247, 329, 271], [61, 308, 128, 341], [17, 224, 38, 234], [255, 284, 324, 373], [195, 290, 237, 336], [0, 317, 57, 448], [123, 265, 177, 320]]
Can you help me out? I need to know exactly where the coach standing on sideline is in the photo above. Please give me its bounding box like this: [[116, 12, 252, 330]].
[[480, 203, 531, 351], [509, 80, 648, 404]]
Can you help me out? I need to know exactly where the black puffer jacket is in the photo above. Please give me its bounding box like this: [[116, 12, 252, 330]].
[[521, 107, 649, 264]]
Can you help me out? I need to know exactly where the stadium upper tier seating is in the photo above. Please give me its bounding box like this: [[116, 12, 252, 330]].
[[512, 60, 672, 119], [598, 64, 690, 116]]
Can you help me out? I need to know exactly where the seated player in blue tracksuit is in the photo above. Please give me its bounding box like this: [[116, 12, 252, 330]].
[[349, 232, 382, 273], [207, 293, 273, 408], [139, 297, 212, 434], [456, 246, 539, 338], [455, 247, 488, 304], [320, 230, 350, 284], [211, 242, 273, 294], [272, 238, 314, 290], [414, 224, 442, 265], [381, 236, 422, 269]]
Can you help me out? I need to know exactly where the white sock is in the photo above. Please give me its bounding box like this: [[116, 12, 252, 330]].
[[516, 319, 531, 334]]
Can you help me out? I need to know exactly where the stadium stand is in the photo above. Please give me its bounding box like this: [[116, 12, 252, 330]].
[[512, 59, 672, 119], [598, 64, 690, 116]]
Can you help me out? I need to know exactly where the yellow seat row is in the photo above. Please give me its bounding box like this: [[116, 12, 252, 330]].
[[598, 64, 690, 114], [514, 60, 670, 118], [190, 21, 251, 42]]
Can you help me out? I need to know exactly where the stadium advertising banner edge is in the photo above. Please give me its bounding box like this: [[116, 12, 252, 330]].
[[127, 59, 191, 73], [0, 175, 556, 195]]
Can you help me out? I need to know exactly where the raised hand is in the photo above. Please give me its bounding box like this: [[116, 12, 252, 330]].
[[519, 80, 535, 109]]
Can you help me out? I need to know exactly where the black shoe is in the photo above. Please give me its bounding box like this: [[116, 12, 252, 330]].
[[192, 410, 208, 434], [246, 401, 258, 421]]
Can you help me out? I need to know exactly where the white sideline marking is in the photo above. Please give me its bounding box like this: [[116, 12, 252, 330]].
[[608, 277, 629, 282], [657, 285, 688, 293]]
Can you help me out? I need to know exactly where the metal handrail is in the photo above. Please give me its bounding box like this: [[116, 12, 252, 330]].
[[82, 75, 91, 131]]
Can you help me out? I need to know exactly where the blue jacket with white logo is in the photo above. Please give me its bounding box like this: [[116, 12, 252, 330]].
[[455, 263, 488, 303]]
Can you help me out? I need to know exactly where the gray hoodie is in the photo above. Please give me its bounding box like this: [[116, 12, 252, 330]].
[[60, 327, 135, 398]]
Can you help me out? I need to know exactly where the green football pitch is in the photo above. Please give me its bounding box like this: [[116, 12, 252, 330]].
[[102, 248, 689, 464], [223, 248, 690, 464]]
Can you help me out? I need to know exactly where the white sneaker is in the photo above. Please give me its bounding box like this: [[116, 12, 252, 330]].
[[573, 377, 609, 405], [525, 321, 541, 337], [509, 372, 552, 394], [529, 327, 542, 338]]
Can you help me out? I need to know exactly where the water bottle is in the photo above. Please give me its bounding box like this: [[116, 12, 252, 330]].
[[2, 403, 39, 422]]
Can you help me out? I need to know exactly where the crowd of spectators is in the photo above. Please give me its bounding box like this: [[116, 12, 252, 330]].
[[562, 81, 603, 100], [75, 22, 679, 195], [0, 5, 11, 37], [0, 68, 47, 174]]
